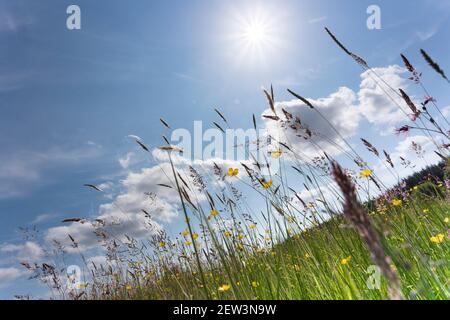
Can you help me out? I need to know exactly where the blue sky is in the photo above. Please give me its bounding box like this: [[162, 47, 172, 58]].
[[1, 0, 450, 298]]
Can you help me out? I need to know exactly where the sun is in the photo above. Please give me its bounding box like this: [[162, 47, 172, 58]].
[[227, 6, 282, 65], [237, 10, 273, 50], [242, 20, 268, 46]]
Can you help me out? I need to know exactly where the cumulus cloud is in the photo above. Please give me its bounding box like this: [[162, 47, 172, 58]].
[[392, 135, 440, 168], [44, 162, 182, 251], [358, 65, 408, 124], [263, 65, 415, 159], [42, 149, 252, 253], [375, 135, 442, 185], [263, 86, 359, 157], [118, 152, 135, 169], [0, 267, 23, 288], [0, 241, 45, 262]]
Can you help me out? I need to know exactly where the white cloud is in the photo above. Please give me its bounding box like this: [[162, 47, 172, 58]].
[[0, 145, 101, 199], [308, 16, 327, 24], [266, 64, 419, 161], [86, 255, 109, 267], [43, 163, 181, 252], [31, 213, 58, 225], [263, 86, 359, 157], [0, 267, 23, 288], [0, 241, 45, 262], [358, 65, 408, 124], [374, 135, 441, 186], [118, 152, 135, 169], [42, 150, 252, 253], [0, 10, 32, 33]]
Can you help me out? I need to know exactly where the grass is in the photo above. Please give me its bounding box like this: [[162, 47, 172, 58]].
[[94, 193, 449, 300]]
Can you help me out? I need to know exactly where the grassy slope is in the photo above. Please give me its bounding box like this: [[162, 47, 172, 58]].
[[110, 195, 449, 300]]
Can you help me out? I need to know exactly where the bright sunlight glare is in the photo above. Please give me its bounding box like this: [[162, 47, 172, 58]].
[[242, 20, 267, 45], [227, 5, 285, 67]]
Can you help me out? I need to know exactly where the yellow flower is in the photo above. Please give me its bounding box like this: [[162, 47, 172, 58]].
[[444, 217, 449, 223], [224, 231, 231, 237], [210, 209, 219, 217], [208, 209, 219, 220], [304, 253, 311, 259], [251, 281, 259, 288], [261, 179, 273, 189], [340, 256, 352, 265], [218, 284, 231, 292], [76, 282, 88, 289], [184, 241, 192, 246], [270, 150, 282, 159], [126, 284, 132, 290], [159, 241, 166, 248], [181, 229, 189, 237], [392, 199, 402, 206], [237, 234, 244, 240], [422, 208, 430, 214], [360, 169, 373, 178], [227, 168, 239, 177], [430, 233, 445, 244], [192, 232, 199, 240], [413, 186, 418, 190], [249, 224, 256, 229]]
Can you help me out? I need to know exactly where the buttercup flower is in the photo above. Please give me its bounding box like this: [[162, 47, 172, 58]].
[[77, 282, 88, 289], [270, 150, 282, 159], [210, 209, 219, 217], [430, 233, 444, 244], [340, 256, 352, 265], [359, 169, 373, 178], [392, 199, 402, 206], [181, 229, 189, 237], [227, 168, 239, 177], [261, 179, 273, 189], [218, 284, 231, 292]]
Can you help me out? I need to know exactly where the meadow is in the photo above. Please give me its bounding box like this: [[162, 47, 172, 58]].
[[23, 28, 450, 301]]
